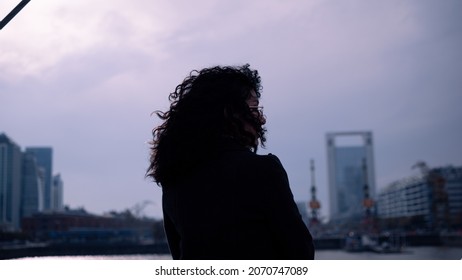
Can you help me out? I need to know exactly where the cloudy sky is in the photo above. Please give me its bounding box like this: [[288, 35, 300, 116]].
[[1, 0, 461, 220]]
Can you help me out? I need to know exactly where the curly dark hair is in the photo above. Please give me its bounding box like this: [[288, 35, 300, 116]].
[[146, 64, 266, 187]]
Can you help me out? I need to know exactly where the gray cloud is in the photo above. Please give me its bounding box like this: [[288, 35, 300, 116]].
[[1, 0, 461, 219]]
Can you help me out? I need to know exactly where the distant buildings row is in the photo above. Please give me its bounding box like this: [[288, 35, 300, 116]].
[[0, 133, 63, 231], [311, 131, 462, 230], [21, 207, 162, 244]]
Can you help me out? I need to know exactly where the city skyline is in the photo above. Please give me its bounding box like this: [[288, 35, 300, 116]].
[[1, 0, 461, 219], [0, 133, 64, 230], [1, 129, 460, 221]]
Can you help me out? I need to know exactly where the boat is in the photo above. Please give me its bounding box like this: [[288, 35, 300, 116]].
[[344, 231, 404, 253]]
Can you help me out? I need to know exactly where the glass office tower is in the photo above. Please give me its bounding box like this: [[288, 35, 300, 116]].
[[25, 147, 53, 211], [0, 133, 22, 230], [326, 131, 376, 222]]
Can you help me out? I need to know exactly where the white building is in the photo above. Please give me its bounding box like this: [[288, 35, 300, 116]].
[[377, 166, 462, 229], [377, 175, 430, 219]]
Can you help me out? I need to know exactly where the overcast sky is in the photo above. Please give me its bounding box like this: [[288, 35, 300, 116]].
[[1, 0, 461, 220]]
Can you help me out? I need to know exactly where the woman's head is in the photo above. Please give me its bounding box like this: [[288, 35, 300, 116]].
[[147, 64, 266, 186]]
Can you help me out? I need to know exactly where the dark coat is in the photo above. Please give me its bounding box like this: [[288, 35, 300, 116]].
[[162, 143, 315, 260]]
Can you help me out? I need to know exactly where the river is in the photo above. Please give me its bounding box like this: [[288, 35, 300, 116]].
[[13, 246, 461, 260]]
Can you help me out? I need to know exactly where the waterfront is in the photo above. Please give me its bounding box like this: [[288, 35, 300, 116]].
[[13, 246, 461, 260]]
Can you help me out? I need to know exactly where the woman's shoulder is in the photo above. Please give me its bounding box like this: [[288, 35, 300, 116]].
[[264, 153, 283, 165], [253, 152, 283, 166], [232, 151, 286, 175]]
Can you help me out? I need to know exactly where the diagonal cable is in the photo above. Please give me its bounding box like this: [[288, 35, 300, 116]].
[[0, 0, 31, 30]]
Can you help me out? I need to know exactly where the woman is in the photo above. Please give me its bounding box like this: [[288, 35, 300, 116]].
[[147, 64, 315, 259]]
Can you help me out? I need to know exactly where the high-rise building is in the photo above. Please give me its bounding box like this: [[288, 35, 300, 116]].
[[0, 133, 23, 231], [21, 151, 45, 218], [25, 147, 53, 211], [52, 173, 64, 211], [326, 131, 376, 222]]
